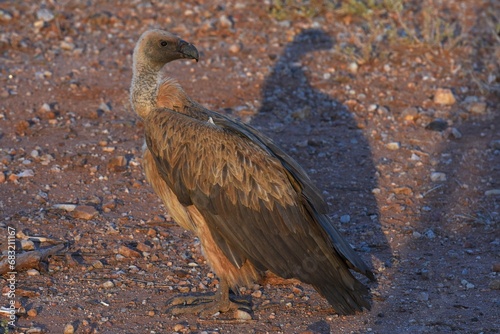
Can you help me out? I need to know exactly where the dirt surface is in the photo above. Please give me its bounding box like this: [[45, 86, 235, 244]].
[[1, 1, 499, 333]]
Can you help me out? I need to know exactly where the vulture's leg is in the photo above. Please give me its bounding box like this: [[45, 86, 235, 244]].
[[166, 279, 252, 317]]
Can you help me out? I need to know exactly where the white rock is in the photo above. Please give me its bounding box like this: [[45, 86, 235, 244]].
[[16, 169, 34, 178], [234, 309, 252, 320], [53, 204, 77, 212], [430, 172, 447, 182]]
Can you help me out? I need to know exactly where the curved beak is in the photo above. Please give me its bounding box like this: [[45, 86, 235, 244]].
[[178, 40, 199, 62]]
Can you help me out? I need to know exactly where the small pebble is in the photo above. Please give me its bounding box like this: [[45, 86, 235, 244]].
[[485, 189, 500, 196], [229, 43, 241, 54], [367, 104, 378, 112], [92, 260, 104, 269], [37, 8, 54, 21], [489, 280, 500, 290], [348, 62, 358, 74], [386, 142, 400, 150], [27, 308, 38, 317], [118, 245, 141, 258], [102, 280, 114, 288], [63, 323, 75, 334], [430, 172, 447, 182], [424, 229, 436, 239], [426, 118, 448, 131], [107, 155, 127, 172], [53, 204, 77, 212], [21, 239, 35, 251], [173, 324, 185, 332], [340, 215, 350, 223], [73, 205, 98, 220], [449, 127, 462, 139], [27, 269, 40, 276], [433, 88, 456, 105], [252, 290, 262, 298], [234, 309, 252, 320], [466, 101, 487, 115], [16, 169, 35, 178], [489, 139, 500, 150], [417, 292, 429, 301]]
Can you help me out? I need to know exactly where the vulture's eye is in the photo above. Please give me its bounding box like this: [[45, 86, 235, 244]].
[[160, 41, 168, 47]]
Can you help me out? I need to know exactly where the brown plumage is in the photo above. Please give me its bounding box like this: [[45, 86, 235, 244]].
[[130, 29, 374, 316]]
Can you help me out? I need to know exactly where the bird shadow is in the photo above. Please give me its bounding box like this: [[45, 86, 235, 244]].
[[248, 29, 389, 296]]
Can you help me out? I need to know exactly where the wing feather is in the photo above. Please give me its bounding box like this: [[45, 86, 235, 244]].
[[145, 106, 372, 314]]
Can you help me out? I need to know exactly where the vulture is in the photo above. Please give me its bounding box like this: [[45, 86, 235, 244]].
[[130, 29, 374, 317]]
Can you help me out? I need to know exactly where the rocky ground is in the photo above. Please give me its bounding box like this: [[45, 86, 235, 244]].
[[0, 0, 499, 333]]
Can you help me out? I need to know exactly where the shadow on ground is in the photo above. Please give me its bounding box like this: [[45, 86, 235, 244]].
[[249, 29, 390, 305]]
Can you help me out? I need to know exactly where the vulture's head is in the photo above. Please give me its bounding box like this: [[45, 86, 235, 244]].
[[134, 29, 199, 70]]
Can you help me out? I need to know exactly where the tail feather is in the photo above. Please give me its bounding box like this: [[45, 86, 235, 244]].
[[313, 277, 371, 315]]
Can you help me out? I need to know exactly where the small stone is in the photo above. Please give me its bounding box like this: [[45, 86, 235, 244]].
[[386, 142, 400, 150], [417, 292, 429, 301], [118, 245, 141, 258], [73, 205, 98, 220], [291, 107, 311, 120], [107, 156, 127, 172], [413, 231, 422, 238], [229, 43, 241, 54], [348, 62, 358, 74], [426, 118, 448, 131], [485, 189, 500, 196], [234, 309, 252, 320], [340, 215, 350, 223], [0, 172, 5, 183], [98, 102, 111, 113], [21, 239, 35, 251], [393, 187, 413, 195], [147, 228, 157, 237], [449, 127, 462, 139], [37, 8, 54, 21], [27, 269, 40, 276], [102, 280, 114, 288], [53, 204, 77, 212], [17, 169, 35, 178], [26, 327, 43, 334], [92, 260, 104, 269], [466, 102, 487, 115], [492, 263, 500, 272], [251, 290, 262, 298], [401, 107, 418, 121], [173, 324, 185, 332], [136, 242, 152, 253], [27, 308, 38, 317], [489, 140, 500, 150], [424, 229, 436, 239], [430, 172, 447, 182], [63, 323, 75, 334], [60, 40, 75, 51], [115, 254, 125, 261], [433, 88, 456, 105], [102, 199, 116, 212], [367, 104, 378, 112], [489, 279, 500, 290], [219, 15, 233, 29], [0, 9, 12, 21]]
